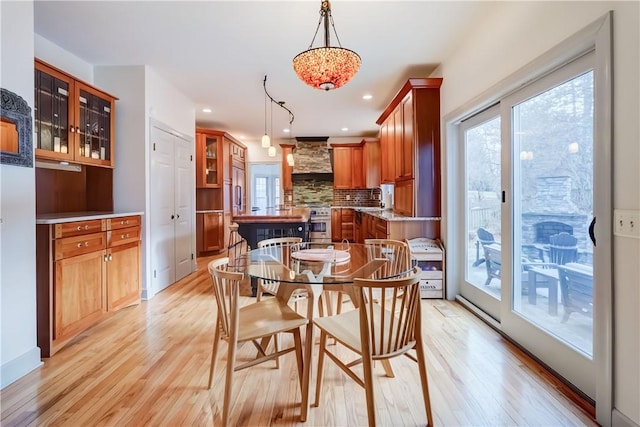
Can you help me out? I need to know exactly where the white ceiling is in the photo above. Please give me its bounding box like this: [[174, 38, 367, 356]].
[[34, 1, 492, 144]]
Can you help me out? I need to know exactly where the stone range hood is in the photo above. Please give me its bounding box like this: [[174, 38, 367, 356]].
[[291, 137, 333, 181]]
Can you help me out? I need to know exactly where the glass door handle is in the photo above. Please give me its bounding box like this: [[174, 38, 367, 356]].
[[588, 217, 596, 246]]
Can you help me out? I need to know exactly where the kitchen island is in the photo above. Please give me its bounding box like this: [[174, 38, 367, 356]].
[[233, 206, 310, 249], [233, 207, 310, 296]]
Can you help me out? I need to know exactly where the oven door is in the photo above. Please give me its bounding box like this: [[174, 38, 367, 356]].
[[309, 218, 331, 243]]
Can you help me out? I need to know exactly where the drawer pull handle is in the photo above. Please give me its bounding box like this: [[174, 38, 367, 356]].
[[121, 233, 130, 239]]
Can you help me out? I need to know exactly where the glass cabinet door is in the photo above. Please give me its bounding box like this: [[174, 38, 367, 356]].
[[76, 84, 113, 166], [34, 65, 74, 161], [204, 134, 220, 187]]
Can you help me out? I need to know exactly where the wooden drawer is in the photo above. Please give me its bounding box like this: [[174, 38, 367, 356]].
[[107, 215, 141, 230], [107, 226, 140, 247], [55, 232, 107, 260], [54, 219, 105, 238]]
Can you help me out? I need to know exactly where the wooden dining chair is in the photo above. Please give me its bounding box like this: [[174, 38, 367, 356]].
[[364, 238, 412, 279], [328, 239, 412, 316], [207, 257, 308, 425], [256, 237, 304, 302], [312, 267, 434, 427]]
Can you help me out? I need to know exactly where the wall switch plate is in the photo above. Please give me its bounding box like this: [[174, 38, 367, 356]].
[[614, 209, 640, 238]]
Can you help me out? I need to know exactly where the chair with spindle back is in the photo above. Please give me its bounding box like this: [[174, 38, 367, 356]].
[[312, 267, 434, 427], [207, 257, 307, 425]]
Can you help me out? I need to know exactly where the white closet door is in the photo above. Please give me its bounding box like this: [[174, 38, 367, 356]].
[[174, 138, 193, 281], [150, 126, 176, 293]]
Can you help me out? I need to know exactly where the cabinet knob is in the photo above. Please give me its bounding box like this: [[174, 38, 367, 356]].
[[70, 126, 75, 133], [104, 255, 108, 262], [171, 214, 175, 220], [85, 241, 89, 247], [77, 226, 82, 230], [85, 225, 89, 230], [108, 254, 113, 261]]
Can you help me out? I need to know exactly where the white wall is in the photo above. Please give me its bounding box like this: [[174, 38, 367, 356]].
[[93, 66, 196, 299], [34, 34, 93, 83], [0, 0, 42, 388], [438, 2, 639, 424]]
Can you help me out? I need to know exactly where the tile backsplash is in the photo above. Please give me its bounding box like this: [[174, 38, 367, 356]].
[[284, 186, 381, 207], [333, 188, 381, 207]]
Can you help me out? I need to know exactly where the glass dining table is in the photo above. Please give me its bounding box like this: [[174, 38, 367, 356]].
[[228, 241, 410, 422]]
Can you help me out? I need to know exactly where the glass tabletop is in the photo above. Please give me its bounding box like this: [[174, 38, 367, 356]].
[[231, 241, 410, 285]]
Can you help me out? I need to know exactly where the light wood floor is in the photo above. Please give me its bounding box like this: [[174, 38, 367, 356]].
[[1, 255, 598, 426]]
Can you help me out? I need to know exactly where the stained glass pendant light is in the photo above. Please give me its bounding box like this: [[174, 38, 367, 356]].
[[293, 1, 361, 91]]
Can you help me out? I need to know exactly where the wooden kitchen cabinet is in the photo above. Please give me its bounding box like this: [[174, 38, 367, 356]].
[[376, 78, 442, 219], [105, 216, 141, 312], [331, 208, 342, 242], [331, 144, 365, 189], [332, 146, 352, 189], [363, 140, 381, 188], [380, 117, 395, 184], [196, 131, 222, 188], [196, 129, 246, 252], [331, 208, 355, 242], [37, 214, 141, 357], [34, 59, 117, 168], [54, 247, 106, 343], [197, 211, 224, 253], [394, 179, 414, 217]]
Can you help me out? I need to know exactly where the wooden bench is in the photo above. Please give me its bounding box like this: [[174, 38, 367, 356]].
[[557, 263, 593, 322]]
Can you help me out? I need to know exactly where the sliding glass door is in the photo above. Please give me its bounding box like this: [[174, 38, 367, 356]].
[[460, 107, 502, 321], [460, 52, 599, 399], [501, 52, 595, 397]]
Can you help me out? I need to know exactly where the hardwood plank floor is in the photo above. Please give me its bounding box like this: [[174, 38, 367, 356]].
[[1, 255, 597, 426]]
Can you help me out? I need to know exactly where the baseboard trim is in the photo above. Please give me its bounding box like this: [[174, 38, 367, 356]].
[[612, 409, 639, 427], [1, 347, 43, 389]]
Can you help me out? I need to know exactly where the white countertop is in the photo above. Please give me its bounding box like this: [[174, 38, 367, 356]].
[[332, 206, 441, 222], [36, 211, 144, 224], [196, 210, 224, 214]]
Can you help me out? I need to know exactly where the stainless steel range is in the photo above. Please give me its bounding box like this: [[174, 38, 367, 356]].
[[308, 205, 332, 243]]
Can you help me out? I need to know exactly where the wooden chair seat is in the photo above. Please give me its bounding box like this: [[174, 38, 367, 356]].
[[237, 297, 308, 342]]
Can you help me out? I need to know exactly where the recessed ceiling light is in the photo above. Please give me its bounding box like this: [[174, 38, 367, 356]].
[[362, 94, 372, 100], [341, 127, 349, 132], [202, 108, 212, 113], [283, 128, 290, 133]]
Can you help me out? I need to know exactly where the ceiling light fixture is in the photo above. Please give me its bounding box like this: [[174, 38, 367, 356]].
[[202, 107, 212, 113], [261, 81, 271, 148], [293, 1, 361, 91], [262, 75, 295, 156]]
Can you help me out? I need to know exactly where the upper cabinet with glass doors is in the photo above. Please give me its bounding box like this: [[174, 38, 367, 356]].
[[195, 129, 222, 188], [34, 59, 117, 168]]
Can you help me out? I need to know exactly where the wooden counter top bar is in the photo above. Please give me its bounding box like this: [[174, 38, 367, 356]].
[[232, 207, 310, 224]]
